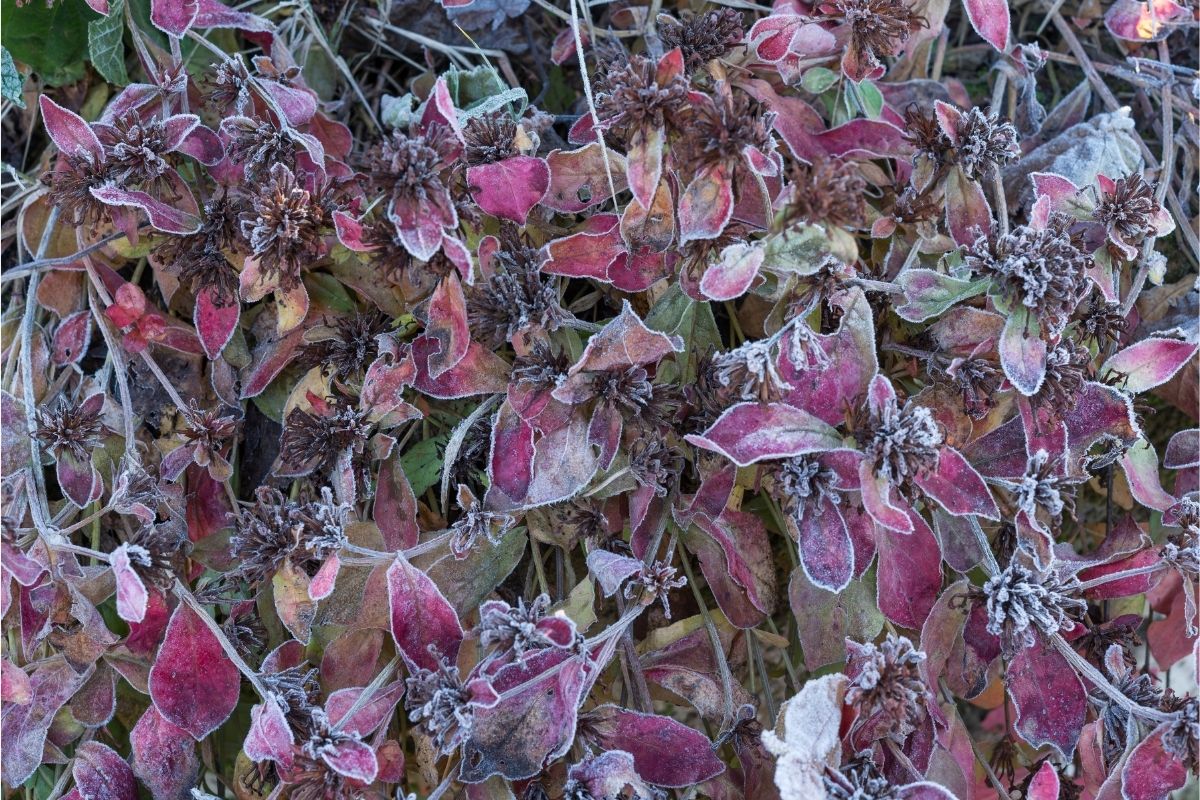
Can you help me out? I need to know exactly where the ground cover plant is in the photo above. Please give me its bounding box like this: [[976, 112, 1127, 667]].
[[0, 0, 1198, 798]]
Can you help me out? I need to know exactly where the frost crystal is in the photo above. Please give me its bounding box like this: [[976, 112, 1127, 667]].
[[845, 634, 928, 741], [710, 338, 792, 403], [404, 657, 475, 755], [983, 561, 1086, 654]]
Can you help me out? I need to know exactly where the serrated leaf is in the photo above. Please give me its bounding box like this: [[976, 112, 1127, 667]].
[[87, 0, 128, 85], [2, 47, 26, 107], [1, 0, 94, 86]]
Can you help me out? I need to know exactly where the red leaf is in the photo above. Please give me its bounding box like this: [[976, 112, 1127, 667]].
[[52, 310, 92, 366], [678, 162, 734, 245], [963, 0, 1011, 51], [386, 553, 463, 671], [72, 742, 137, 800], [148, 603, 241, 739], [685, 402, 843, 467], [1008, 638, 1087, 758], [194, 285, 239, 359], [876, 508, 942, 629], [1120, 722, 1189, 800]]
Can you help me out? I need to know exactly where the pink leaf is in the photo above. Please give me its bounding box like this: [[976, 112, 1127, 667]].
[[1120, 439, 1177, 513], [582, 705, 725, 787], [1027, 761, 1061, 800], [999, 304, 1047, 396], [90, 186, 202, 234], [386, 553, 463, 671], [194, 284, 239, 359], [38, 96, 104, 163], [1104, 0, 1190, 43], [130, 706, 199, 800], [148, 603, 241, 739], [52, 310, 92, 366], [58, 449, 103, 508], [699, 241, 764, 301], [626, 126, 665, 209], [553, 301, 683, 401], [964, 0, 1011, 51], [587, 549, 646, 598], [244, 699, 294, 764], [111, 543, 150, 624], [73, 742, 137, 800], [374, 456, 420, 549], [466, 156, 550, 225], [685, 402, 843, 467], [424, 274, 471, 379], [1, 658, 92, 786], [320, 738, 378, 782], [150, 0, 200, 37], [1008, 638, 1088, 758], [411, 336, 510, 399], [678, 162, 734, 245], [1164, 429, 1199, 469], [193, 0, 274, 32], [794, 497, 854, 593], [325, 683, 405, 736], [1102, 337, 1197, 393], [944, 166, 992, 246]]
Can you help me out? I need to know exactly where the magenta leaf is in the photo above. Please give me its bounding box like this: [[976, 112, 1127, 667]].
[[685, 402, 843, 467], [1120, 722, 1189, 800], [386, 553, 463, 671], [72, 742, 137, 800], [110, 543, 150, 624], [699, 241, 765, 301], [1008, 638, 1088, 758], [320, 738, 378, 783], [1102, 336, 1197, 393], [150, 0, 199, 36], [424, 274, 471, 379], [794, 497, 855, 593], [39, 96, 104, 163], [194, 285, 239, 359], [963, 0, 1011, 51], [876, 508, 943, 629], [244, 698, 294, 765], [1104, 0, 1190, 43], [52, 310, 92, 366], [466, 156, 550, 225], [130, 706, 198, 800], [543, 144, 628, 213], [90, 186, 202, 235], [626, 125, 665, 209], [148, 603, 241, 739], [915, 447, 1000, 519], [944, 166, 992, 246]]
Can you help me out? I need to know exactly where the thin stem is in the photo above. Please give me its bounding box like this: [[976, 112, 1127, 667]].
[[174, 579, 266, 697], [1049, 634, 1175, 724], [569, 0, 620, 214], [1075, 562, 1164, 592]]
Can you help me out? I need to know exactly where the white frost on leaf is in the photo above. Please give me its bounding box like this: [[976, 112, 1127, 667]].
[[761, 673, 848, 800]]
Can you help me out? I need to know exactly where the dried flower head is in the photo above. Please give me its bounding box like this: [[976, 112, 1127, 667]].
[[784, 157, 868, 229], [478, 594, 577, 660], [902, 105, 950, 162], [98, 113, 175, 188], [158, 195, 241, 305], [404, 655, 474, 755], [1093, 173, 1162, 255], [1161, 525, 1198, 577], [595, 54, 690, 137], [125, 521, 188, 591], [1004, 449, 1076, 524], [35, 397, 105, 461], [950, 107, 1020, 179], [230, 487, 350, 587], [824, 750, 900, 799], [44, 153, 111, 227], [511, 340, 570, 392], [627, 560, 686, 619], [1161, 695, 1198, 765], [462, 112, 519, 166], [1077, 298, 1129, 349], [208, 56, 253, 113], [688, 86, 775, 166], [943, 356, 1002, 419], [833, 0, 927, 71], [845, 634, 928, 741], [709, 339, 791, 403], [240, 163, 328, 289], [590, 365, 656, 419], [279, 396, 373, 483], [466, 238, 566, 348], [775, 455, 841, 519], [366, 126, 455, 211], [982, 561, 1086, 655], [628, 438, 684, 497], [1035, 340, 1091, 413], [225, 118, 298, 179], [966, 222, 1091, 331], [449, 486, 515, 559], [658, 8, 745, 73], [300, 311, 392, 379], [181, 404, 240, 463], [261, 665, 322, 736], [861, 393, 942, 487]]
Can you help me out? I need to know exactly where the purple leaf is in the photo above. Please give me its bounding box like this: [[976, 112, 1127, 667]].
[[148, 603, 241, 739], [90, 186, 201, 235], [320, 738, 378, 783], [130, 706, 198, 800], [39, 96, 104, 163], [944, 166, 992, 246], [151, 0, 199, 36], [1, 658, 92, 785], [876, 508, 942, 629], [699, 241, 765, 301], [72, 742, 137, 800], [1163, 428, 1199, 468], [1008, 637, 1087, 758], [915, 447, 1000, 519], [1119, 439, 1177, 513], [110, 543, 149, 624], [386, 553, 463, 671], [793, 497, 854, 593], [586, 549, 645, 598], [244, 699, 294, 765], [466, 155, 550, 225], [685, 402, 843, 467]]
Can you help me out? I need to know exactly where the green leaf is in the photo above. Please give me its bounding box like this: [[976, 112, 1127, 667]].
[[854, 80, 884, 119], [87, 0, 128, 86], [401, 433, 449, 497], [761, 224, 831, 275], [800, 67, 838, 95], [1, 46, 25, 108], [645, 285, 722, 383], [1, 0, 96, 87]]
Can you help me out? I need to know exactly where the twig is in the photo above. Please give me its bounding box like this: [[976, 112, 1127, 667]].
[[569, 0, 621, 215]]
